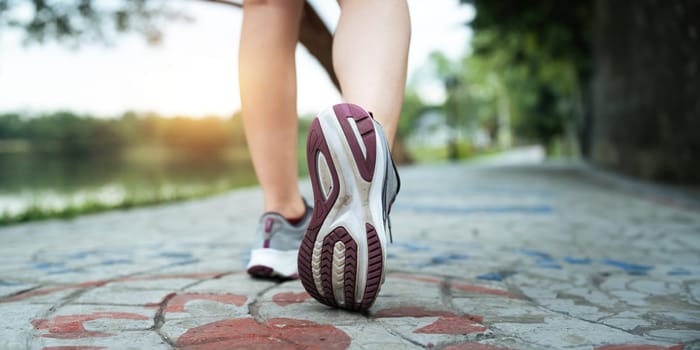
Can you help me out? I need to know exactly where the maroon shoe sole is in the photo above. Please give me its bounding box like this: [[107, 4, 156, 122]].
[[298, 103, 386, 312]]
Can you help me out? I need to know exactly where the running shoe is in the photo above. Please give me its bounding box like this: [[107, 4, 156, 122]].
[[298, 103, 400, 312], [247, 199, 312, 279]]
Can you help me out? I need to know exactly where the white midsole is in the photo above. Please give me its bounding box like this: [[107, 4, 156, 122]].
[[312, 107, 388, 304], [247, 248, 298, 277]]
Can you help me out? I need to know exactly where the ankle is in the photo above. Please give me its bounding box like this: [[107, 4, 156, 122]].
[[264, 197, 306, 220]]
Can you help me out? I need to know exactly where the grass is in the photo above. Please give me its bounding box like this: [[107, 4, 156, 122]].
[[0, 180, 256, 226], [408, 142, 503, 163]]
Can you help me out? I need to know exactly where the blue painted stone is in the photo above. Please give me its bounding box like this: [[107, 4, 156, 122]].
[[477, 272, 504, 281], [602, 259, 653, 274], [32, 262, 64, 270], [537, 261, 562, 269], [67, 251, 92, 260], [667, 267, 691, 276], [519, 249, 552, 259], [159, 252, 193, 259], [446, 253, 468, 260], [564, 256, 592, 265], [426, 253, 469, 266], [171, 258, 199, 266], [101, 259, 132, 265], [430, 256, 451, 265]]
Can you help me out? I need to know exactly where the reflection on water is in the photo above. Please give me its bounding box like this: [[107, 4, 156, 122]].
[[0, 153, 258, 216]]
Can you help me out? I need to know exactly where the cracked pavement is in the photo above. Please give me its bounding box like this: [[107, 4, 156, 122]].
[[1, 149, 699, 349]]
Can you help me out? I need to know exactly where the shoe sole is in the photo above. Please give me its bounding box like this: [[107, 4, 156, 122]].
[[247, 249, 299, 280], [298, 103, 388, 312]]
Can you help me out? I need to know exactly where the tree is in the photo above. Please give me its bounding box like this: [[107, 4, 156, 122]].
[[0, 0, 339, 89], [462, 0, 593, 154]]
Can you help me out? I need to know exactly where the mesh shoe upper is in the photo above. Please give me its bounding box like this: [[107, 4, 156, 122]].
[[252, 199, 312, 251], [372, 118, 400, 242]]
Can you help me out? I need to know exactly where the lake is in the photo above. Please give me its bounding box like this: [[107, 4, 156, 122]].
[[0, 153, 259, 219]]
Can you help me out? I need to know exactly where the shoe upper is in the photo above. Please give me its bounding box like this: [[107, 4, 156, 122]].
[[372, 118, 401, 242], [252, 199, 312, 251]]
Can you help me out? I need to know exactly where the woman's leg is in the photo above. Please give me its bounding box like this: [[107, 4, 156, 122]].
[[296, 0, 410, 310], [333, 0, 411, 147], [239, 0, 305, 219]]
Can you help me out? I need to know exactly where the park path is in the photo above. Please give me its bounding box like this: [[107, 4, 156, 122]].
[[1, 147, 699, 349]]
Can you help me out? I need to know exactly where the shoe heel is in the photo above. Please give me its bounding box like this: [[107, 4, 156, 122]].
[[333, 103, 377, 181], [300, 224, 383, 311]]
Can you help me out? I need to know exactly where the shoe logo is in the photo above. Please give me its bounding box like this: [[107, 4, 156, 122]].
[[263, 217, 274, 248]]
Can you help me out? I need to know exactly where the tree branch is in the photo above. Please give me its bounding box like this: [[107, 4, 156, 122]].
[[298, 2, 339, 91]]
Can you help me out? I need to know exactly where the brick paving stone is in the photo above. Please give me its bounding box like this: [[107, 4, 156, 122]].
[[33, 330, 170, 350], [1, 149, 698, 349], [337, 323, 424, 349], [0, 304, 49, 350], [73, 287, 175, 306]]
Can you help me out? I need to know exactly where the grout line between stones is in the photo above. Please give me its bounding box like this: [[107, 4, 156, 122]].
[[440, 277, 455, 312], [0, 285, 43, 302], [27, 284, 97, 349], [377, 320, 426, 349], [532, 302, 640, 337], [248, 281, 284, 323], [179, 271, 236, 292], [151, 292, 177, 349]]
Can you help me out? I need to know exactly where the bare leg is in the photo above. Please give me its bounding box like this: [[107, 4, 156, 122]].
[[333, 0, 411, 147], [239, 0, 305, 218]]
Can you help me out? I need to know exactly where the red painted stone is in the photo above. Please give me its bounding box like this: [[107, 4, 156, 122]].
[[414, 316, 487, 335], [32, 312, 149, 339], [145, 292, 246, 312], [272, 291, 311, 306], [386, 273, 517, 299], [388, 273, 444, 284], [451, 283, 518, 299], [164, 293, 247, 312], [596, 345, 684, 350], [443, 343, 512, 350], [176, 317, 351, 350], [374, 306, 484, 323], [43, 347, 105, 350]]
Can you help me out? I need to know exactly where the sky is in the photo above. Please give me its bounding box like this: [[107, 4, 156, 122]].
[[0, 0, 473, 117]]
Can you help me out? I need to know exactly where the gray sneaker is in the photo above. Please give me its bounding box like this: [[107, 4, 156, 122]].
[[298, 103, 400, 311], [246, 199, 312, 279]]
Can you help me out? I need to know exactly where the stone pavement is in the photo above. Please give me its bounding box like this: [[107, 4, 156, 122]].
[[1, 148, 699, 350]]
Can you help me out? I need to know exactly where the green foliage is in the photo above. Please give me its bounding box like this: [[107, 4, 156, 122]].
[[0, 113, 23, 138], [397, 89, 428, 139], [21, 112, 125, 156], [462, 0, 593, 151], [0, 0, 187, 46]]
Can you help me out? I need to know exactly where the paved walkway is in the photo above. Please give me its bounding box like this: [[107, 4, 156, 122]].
[[1, 149, 699, 350]]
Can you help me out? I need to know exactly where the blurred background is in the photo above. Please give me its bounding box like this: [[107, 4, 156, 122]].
[[0, 0, 698, 225]]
